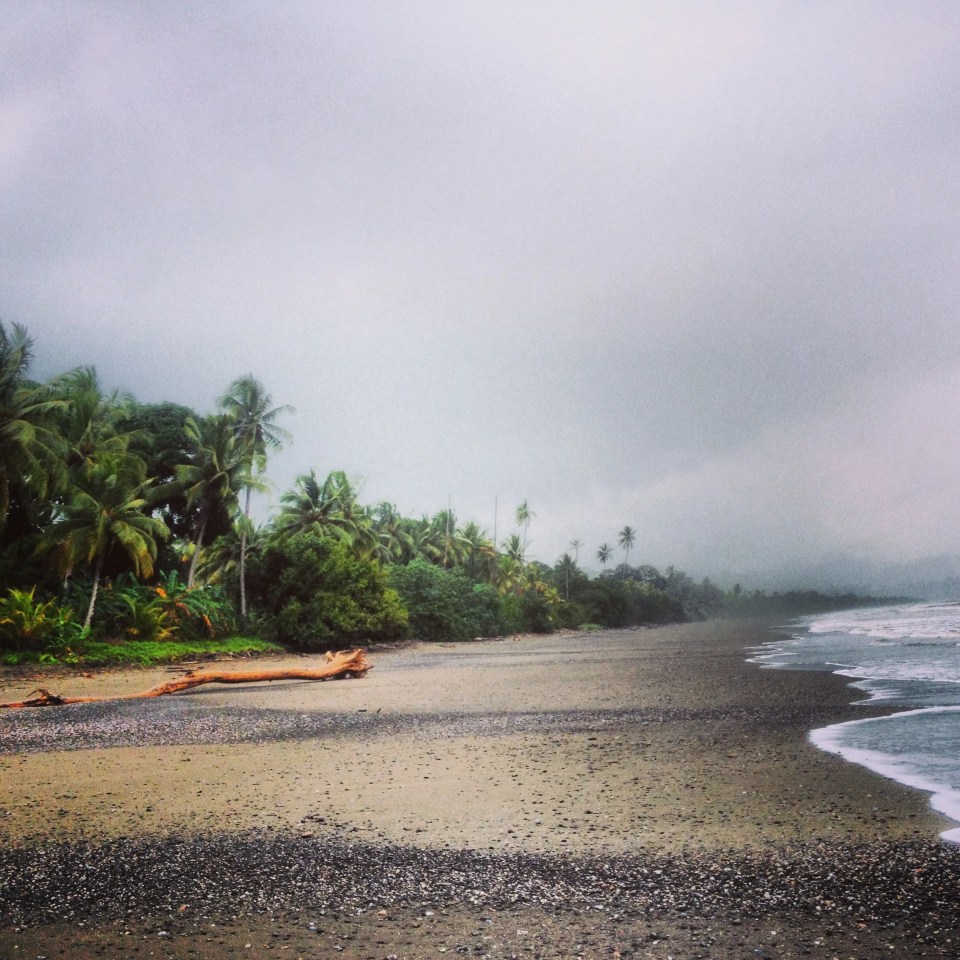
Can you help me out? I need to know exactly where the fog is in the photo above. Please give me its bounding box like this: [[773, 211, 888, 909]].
[[4, 2, 959, 589]]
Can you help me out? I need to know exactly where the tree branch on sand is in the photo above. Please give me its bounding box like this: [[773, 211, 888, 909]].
[[0, 648, 371, 709]]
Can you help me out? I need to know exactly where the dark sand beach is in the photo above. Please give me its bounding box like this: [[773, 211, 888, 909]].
[[1, 620, 958, 958]]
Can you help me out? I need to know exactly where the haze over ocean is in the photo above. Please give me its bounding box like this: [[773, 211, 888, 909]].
[[752, 603, 960, 842]]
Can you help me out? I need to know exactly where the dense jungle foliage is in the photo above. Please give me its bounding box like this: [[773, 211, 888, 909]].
[[0, 323, 885, 664]]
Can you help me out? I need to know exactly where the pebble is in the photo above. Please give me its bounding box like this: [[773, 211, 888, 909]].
[[1, 827, 958, 940], [0, 699, 811, 757]]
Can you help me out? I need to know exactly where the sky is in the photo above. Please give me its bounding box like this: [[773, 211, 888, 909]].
[[3, 2, 960, 590]]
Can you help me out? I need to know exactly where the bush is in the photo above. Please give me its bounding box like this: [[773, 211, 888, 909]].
[[0, 587, 76, 652], [577, 579, 684, 628], [389, 560, 506, 642], [520, 588, 554, 633], [248, 533, 409, 650], [553, 600, 587, 630], [80, 574, 229, 643]]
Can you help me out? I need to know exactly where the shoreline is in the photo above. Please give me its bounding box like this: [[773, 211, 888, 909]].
[[754, 609, 960, 846], [2, 619, 958, 958], [810, 707, 960, 845]]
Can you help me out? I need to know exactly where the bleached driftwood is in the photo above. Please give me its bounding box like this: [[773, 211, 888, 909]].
[[0, 648, 371, 709]]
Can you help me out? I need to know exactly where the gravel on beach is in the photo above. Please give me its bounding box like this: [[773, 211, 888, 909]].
[[1, 621, 958, 959]]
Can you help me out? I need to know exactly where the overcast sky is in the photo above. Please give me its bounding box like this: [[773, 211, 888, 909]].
[[3, 2, 959, 587]]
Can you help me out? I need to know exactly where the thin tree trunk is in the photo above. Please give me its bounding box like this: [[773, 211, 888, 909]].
[[187, 507, 209, 588], [83, 554, 103, 629], [239, 486, 251, 623], [0, 649, 371, 709], [0, 473, 9, 534]]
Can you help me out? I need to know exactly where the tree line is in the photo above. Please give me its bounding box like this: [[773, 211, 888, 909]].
[[0, 322, 871, 661]]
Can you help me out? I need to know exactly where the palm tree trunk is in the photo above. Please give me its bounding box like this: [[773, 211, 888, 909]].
[[239, 486, 251, 623], [83, 554, 103, 630], [0, 473, 9, 534], [187, 507, 209, 589]]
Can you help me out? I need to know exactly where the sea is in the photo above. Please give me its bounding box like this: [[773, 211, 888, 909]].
[[748, 601, 960, 844]]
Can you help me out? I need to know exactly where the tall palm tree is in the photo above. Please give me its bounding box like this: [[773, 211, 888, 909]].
[[38, 454, 169, 628], [597, 543, 612, 567], [51, 366, 138, 470], [619, 525, 636, 564], [569, 539, 582, 563], [515, 499, 535, 558], [176, 415, 248, 587], [556, 552, 577, 600], [0, 322, 66, 531], [218, 375, 292, 620]]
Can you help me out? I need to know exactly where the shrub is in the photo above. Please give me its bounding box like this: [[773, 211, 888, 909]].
[[520, 587, 554, 633], [576, 579, 684, 628], [389, 560, 507, 642], [248, 533, 408, 650], [553, 600, 587, 630], [0, 587, 75, 652], [153, 572, 236, 639]]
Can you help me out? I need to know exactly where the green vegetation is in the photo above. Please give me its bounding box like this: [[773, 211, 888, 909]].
[[0, 636, 282, 668], [389, 560, 507, 642], [720, 588, 904, 619], [0, 322, 894, 667], [246, 533, 408, 650]]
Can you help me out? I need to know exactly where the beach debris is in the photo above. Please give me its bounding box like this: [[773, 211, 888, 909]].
[[0, 648, 371, 709]]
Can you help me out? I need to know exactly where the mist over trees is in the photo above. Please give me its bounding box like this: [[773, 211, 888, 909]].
[[0, 324, 879, 661]]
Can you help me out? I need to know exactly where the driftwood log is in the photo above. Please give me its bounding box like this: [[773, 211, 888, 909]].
[[0, 648, 371, 709]]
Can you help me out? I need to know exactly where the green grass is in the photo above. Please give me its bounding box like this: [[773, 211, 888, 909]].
[[0, 636, 286, 668]]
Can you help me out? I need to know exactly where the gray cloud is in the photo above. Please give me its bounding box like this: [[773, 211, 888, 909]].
[[3, 1, 960, 586]]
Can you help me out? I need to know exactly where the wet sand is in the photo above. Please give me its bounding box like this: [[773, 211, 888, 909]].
[[1, 620, 958, 958]]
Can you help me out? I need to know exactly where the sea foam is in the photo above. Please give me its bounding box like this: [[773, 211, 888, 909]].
[[810, 706, 960, 844], [760, 602, 960, 844]]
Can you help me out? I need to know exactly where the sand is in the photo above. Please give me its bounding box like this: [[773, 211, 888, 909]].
[[0, 620, 958, 958]]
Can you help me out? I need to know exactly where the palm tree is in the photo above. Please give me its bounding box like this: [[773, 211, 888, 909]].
[[502, 533, 525, 562], [51, 366, 138, 470], [330, 472, 377, 556], [218, 375, 292, 620], [0, 322, 67, 531], [496, 553, 525, 596], [430, 509, 470, 569], [370, 502, 417, 564], [276, 469, 373, 554], [176, 415, 248, 587], [597, 543, 612, 567], [619, 525, 636, 564], [516, 499, 535, 558], [195, 514, 263, 587], [460, 520, 497, 582], [569, 539, 582, 563], [38, 454, 169, 628], [556, 552, 577, 600], [276, 469, 339, 539]]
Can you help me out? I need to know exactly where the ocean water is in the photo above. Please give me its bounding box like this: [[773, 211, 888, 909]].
[[749, 602, 960, 843]]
